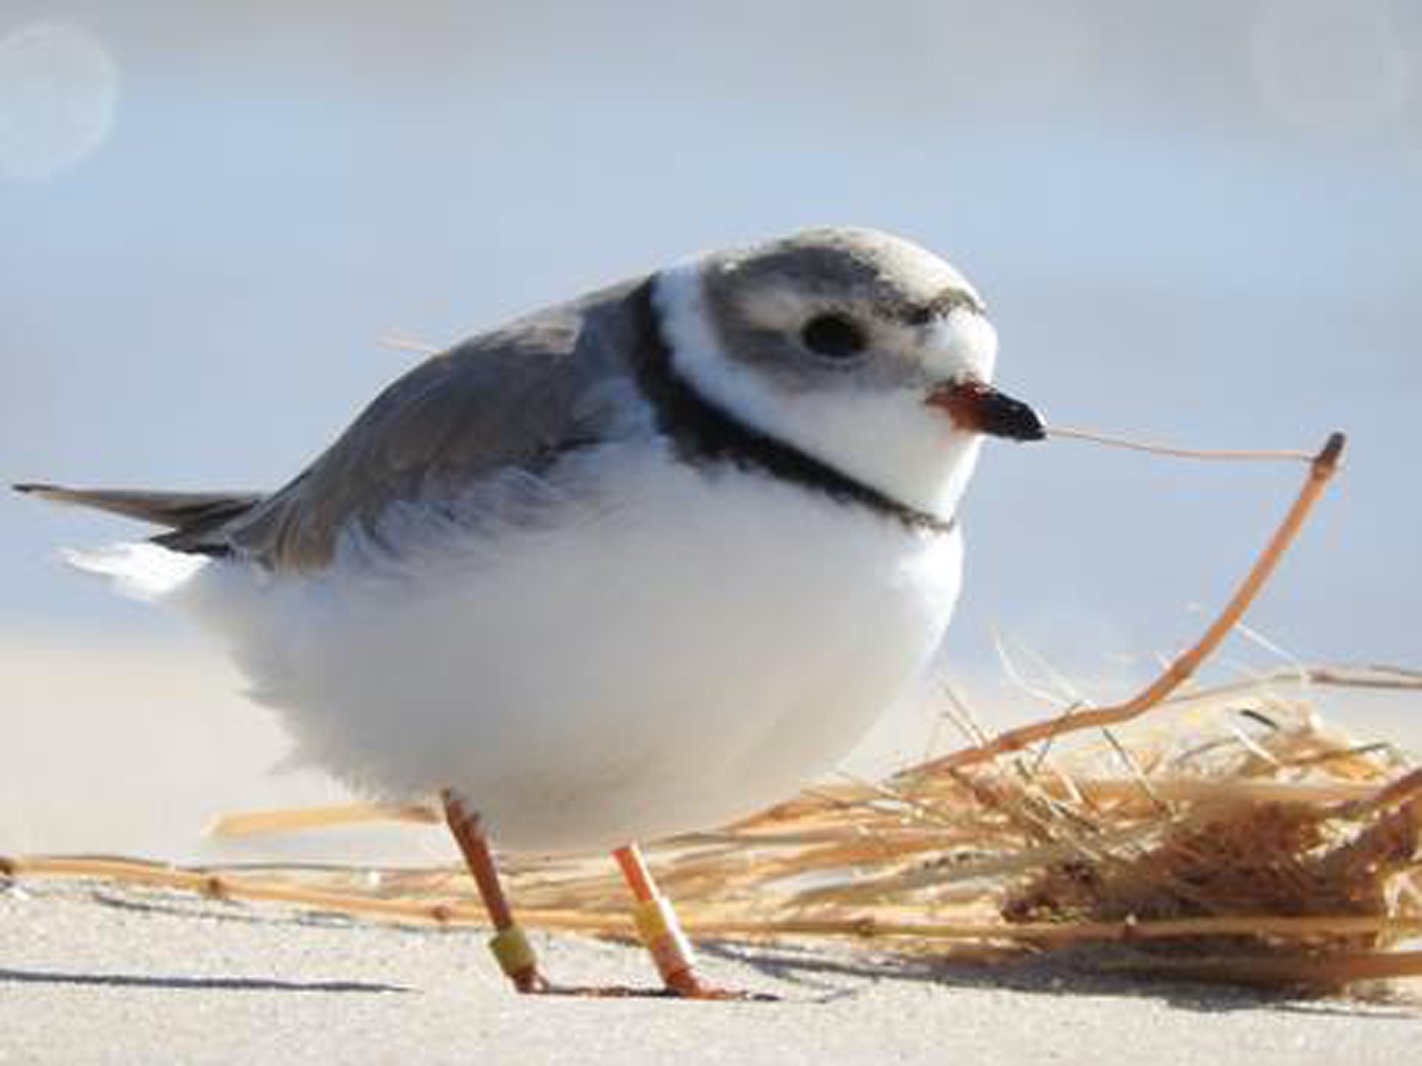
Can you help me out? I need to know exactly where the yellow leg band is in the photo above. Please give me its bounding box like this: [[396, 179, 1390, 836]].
[[633, 896, 695, 980], [488, 923, 538, 979]]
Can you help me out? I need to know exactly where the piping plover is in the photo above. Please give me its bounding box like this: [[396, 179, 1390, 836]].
[[18, 226, 1043, 996]]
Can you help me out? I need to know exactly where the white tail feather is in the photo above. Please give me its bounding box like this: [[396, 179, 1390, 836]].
[[60, 543, 209, 601]]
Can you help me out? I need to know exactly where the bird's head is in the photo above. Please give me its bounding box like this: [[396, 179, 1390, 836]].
[[652, 226, 1043, 521]]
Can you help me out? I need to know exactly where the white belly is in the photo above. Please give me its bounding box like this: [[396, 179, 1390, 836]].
[[169, 446, 963, 853]]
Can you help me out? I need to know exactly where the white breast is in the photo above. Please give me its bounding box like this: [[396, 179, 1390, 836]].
[[158, 443, 963, 853]]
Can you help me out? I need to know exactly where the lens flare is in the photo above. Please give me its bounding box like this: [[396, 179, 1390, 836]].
[[0, 21, 119, 181]]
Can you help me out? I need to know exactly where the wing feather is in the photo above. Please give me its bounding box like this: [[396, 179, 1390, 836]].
[[215, 278, 650, 571]]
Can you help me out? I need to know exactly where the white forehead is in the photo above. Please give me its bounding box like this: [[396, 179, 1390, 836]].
[[924, 307, 999, 382]]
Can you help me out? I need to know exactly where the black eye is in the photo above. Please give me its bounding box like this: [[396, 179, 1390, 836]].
[[800, 313, 866, 360]]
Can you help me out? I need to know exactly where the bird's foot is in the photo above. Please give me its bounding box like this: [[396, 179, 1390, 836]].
[[507, 966, 658, 999], [660, 968, 778, 1002], [509, 969, 772, 1001], [508, 966, 555, 994]]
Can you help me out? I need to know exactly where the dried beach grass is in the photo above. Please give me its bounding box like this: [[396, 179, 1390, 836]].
[[6, 430, 1421, 995]]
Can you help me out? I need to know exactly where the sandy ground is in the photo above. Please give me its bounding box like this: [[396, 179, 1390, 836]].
[[2, 881, 1418, 1065]]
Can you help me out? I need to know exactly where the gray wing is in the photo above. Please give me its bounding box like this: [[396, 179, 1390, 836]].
[[198, 277, 653, 572]]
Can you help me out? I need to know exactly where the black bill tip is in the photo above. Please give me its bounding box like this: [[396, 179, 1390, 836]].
[[927, 381, 1046, 442]]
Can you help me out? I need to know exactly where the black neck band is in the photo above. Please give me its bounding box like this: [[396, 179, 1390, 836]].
[[628, 281, 956, 537]]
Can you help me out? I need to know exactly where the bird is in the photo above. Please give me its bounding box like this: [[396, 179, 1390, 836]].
[[16, 226, 1044, 998]]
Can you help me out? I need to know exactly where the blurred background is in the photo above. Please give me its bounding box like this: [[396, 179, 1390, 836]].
[[2, 1, 1419, 861]]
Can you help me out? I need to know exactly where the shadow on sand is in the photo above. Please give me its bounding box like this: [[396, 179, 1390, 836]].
[[696, 939, 1419, 1020], [0, 967, 409, 995]]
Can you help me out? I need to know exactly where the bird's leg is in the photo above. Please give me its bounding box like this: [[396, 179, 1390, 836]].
[[442, 798, 765, 998], [441, 789, 550, 994], [612, 842, 770, 1000]]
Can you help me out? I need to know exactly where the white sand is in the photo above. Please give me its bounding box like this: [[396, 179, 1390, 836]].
[[2, 881, 1418, 1065]]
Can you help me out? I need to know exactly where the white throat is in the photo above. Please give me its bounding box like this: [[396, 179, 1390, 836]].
[[651, 261, 984, 521]]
